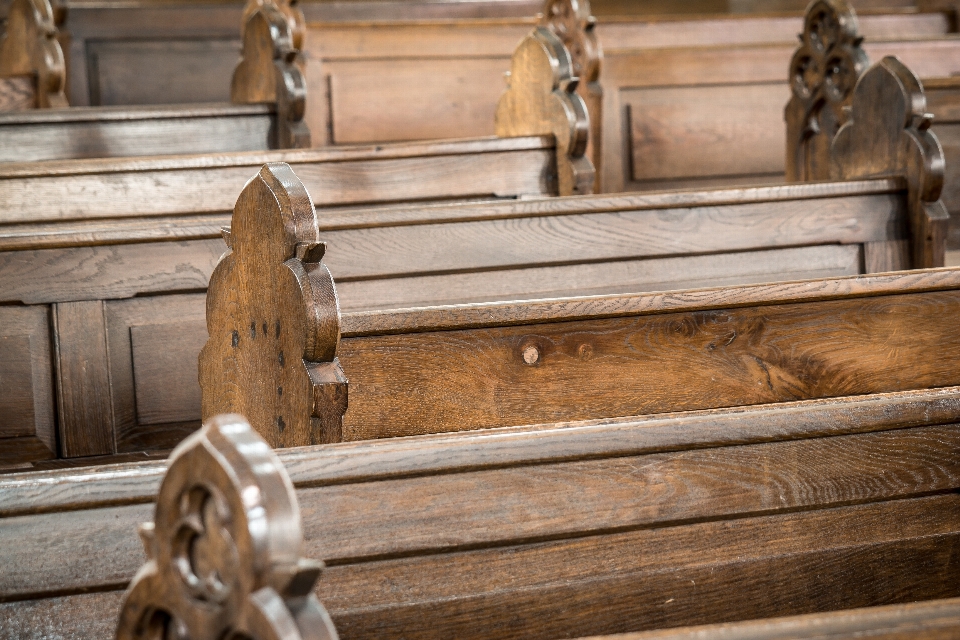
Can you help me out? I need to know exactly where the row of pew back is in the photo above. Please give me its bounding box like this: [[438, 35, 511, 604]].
[[3, 380, 959, 636]]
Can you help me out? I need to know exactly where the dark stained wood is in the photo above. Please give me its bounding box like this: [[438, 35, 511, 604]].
[[0, 0, 66, 109], [115, 414, 337, 640], [2, 387, 959, 638], [200, 164, 933, 446], [597, 597, 960, 639], [200, 164, 346, 449], [52, 300, 114, 458], [0, 305, 55, 466]]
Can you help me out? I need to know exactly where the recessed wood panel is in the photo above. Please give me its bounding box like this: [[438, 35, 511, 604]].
[[0, 306, 54, 459], [327, 58, 509, 144], [130, 320, 208, 426], [627, 83, 788, 182], [106, 294, 207, 454], [86, 39, 239, 106]]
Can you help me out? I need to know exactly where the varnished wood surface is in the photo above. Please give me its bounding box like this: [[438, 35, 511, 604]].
[[587, 597, 960, 639], [0, 104, 276, 162], [1, 411, 958, 638], [0, 136, 553, 223], [2, 386, 959, 518]]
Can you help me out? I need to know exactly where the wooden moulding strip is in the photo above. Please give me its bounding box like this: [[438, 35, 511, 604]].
[[0, 135, 554, 178], [315, 178, 904, 230], [341, 267, 960, 336], [0, 103, 273, 125], [2, 385, 960, 518]]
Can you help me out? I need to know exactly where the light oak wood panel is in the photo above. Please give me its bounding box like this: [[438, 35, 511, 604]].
[[627, 82, 788, 182], [336, 244, 863, 311]]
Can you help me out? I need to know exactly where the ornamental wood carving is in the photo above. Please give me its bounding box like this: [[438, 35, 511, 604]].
[[116, 414, 339, 640], [496, 26, 594, 196], [199, 163, 346, 447], [831, 56, 948, 268], [232, 4, 310, 148], [538, 0, 602, 192], [785, 0, 867, 182], [242, 0, 305, 53], [0, 0, 66, 109]]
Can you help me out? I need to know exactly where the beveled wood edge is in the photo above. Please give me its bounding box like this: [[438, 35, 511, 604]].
[[579, 596, 960, 640], [0, 103, 273, 125], [341, 267, 960, 336], [2, 386, 959, 518], [314, 178, 903, 230], [601, 34, 960, 56], [0, 180, 904, 250], [0, 214, 231, 251], [0, 135, 553, 178]]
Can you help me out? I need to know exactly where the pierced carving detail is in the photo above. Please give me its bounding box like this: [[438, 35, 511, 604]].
[[785, 0, 867, 181], [496, 27, 595, 196], [199, 163, 346, 447], [232, 4, 310, 148], [538, 0, 602, 191], [831, 56, 948, 268], [0, 0, 67, 109], [116, 414, 338, 640]]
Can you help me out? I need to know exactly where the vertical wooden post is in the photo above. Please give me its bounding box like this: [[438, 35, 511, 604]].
[[199, 163, 345, 448], [0, 0, 67, 109]]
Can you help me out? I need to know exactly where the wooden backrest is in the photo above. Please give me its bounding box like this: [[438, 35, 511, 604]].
[[200, 160, 943, 446], [3, 387, 959, 637], [0, 0, 65, 110]]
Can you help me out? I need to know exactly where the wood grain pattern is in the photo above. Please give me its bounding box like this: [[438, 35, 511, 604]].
[[591, 597, 960, 640], [0, 305, 54, 465], [629, 83, 787, 182], [105, 294, 206, 454], [336, 290, 960, 439], [0, 239, 225, 305], [0, 107, 275, 162], [0, 76, 34, 111], [53, 300, 114, 458]]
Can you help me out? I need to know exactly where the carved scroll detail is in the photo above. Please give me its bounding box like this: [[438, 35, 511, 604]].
[[831, 56, 948, 268], [538, 0, 602, 191], [785, 0, 867, 182], [0, 0, 67, 109], [242, 0, 305, 53], [232, 4, 310, 148], [199, 163, 346, 447], [116, 414, 339, 640], [496, 26, 594, 196]]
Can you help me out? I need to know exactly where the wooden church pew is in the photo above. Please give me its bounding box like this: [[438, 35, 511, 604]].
[[2, 387, 959, 637], [0, 50, 940, 467], [0, 28, 593, 469], [0, 0, 310, 161]]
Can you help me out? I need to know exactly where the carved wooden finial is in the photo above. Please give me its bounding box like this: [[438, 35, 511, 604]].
[[0, 0, 67, 109], [538, 0, 602, 191], [232, 4, 310, 148], [241, 0, 305, 52], [831, 56, 948, 268], [496, 26, 594, 197], [116, 414, 339, 640], [199, 163, 346, 447], [785, 0, 868, 182]]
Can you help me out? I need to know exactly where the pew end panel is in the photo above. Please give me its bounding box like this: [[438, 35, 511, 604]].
[[495, 26, 595, 196], [832, 55, 949, 268], [199, 163, 346, 450], [0, 0, 66, 110], [115, 413, 337, 640], [232, 2, 310, 149]]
